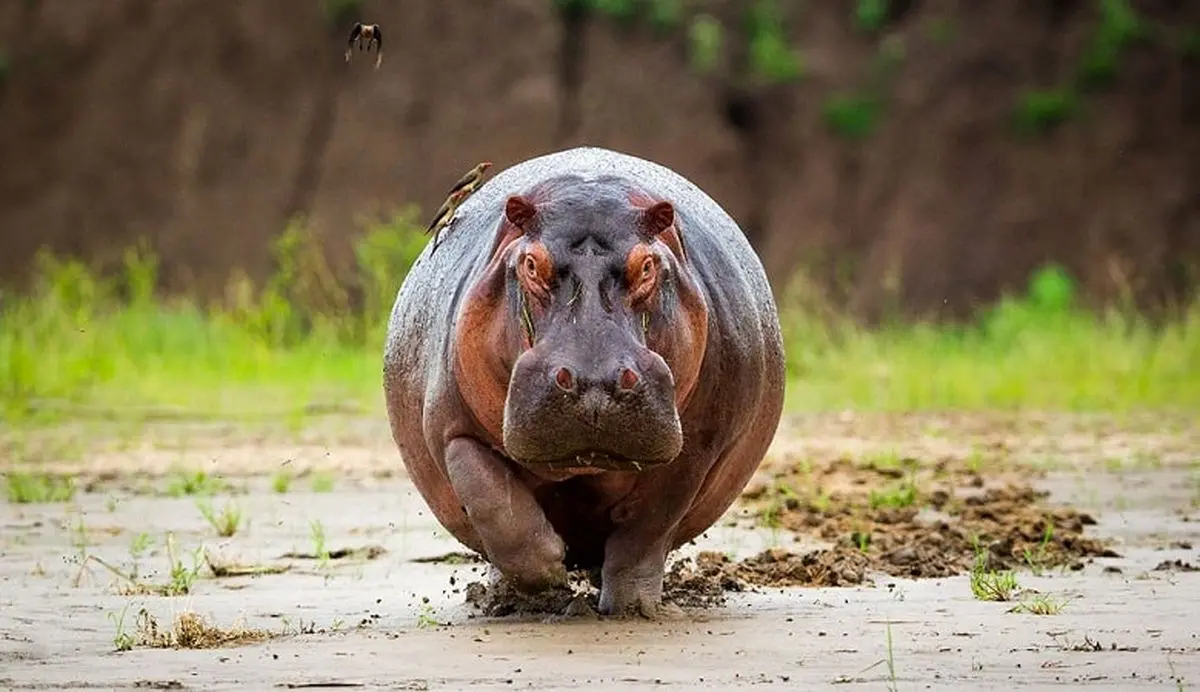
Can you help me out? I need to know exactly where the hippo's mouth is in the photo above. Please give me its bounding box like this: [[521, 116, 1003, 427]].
[[519, 449, 675, 473]]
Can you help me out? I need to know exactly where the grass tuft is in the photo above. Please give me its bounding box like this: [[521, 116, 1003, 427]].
[[4, 471, 76, 503], [969, 548, 1020, 602]]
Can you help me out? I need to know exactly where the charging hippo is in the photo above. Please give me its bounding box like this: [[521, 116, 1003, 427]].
[[383, 146, 785, 618]]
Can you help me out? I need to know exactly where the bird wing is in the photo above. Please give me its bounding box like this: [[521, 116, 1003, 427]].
[[425, 199, 453, 233], [444, 169, 479, 196], [347, 23, 363, 46], [370, 25, 382, 50]]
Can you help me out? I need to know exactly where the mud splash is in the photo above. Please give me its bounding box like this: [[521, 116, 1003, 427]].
[[461, 453, 1121, 616], [740, 454, 1121, 583]]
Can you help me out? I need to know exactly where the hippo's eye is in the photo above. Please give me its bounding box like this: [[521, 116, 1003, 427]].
[[523, 255, 538, 279], [641, 257, 654, 279]]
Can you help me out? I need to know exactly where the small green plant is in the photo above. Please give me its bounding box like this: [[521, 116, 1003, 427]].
[[109, 603, 135, 652], [196, 499, 244, 538], [165, 534, 204, 596], [964, 448, 985, 474], [969, 548, 1019, 602], [1009, 592, 1067, 615], [416, 601, 445, 629], [884, 619, 898, 692], [1077, 0, 1146, 89], [822, 93, 880, 139], [868, 478, 918, 509], [1013, 88, 1079, 136], [1022, 521, 1055, 576], [310, 519, 331, 567], [311, 472, 335, 493], [854, 0, 888, 33], [687, 14, 723, 74], [4, 472, 76, 503], [271, 470, 293, 494], [758, 483, 800, 528], [851, 528, 871, 553], [744, 0, 804, 84], [85, 531, 202, 596], [646, 0, 683, 31], [128, 532, 154, 580], [166, 471, 226, 498]]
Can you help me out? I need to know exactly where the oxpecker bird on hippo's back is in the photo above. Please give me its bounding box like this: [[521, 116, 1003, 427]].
[[383, 146, 786, 618]]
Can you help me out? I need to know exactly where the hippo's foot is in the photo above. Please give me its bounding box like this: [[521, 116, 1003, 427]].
[[444, 437, 569, 594], [600, 593, 686, 621], [596, 541, 684, 620]]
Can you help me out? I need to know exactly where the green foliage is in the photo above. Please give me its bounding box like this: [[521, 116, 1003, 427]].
[[0, 208, 427, 425], [1077, 0, 1146, 89], [1012, 88, 1079, 136], [779, 264, 1200, 412], [646, 0, 684, 31], [5, 472, 75, 503], [854, 0, 889, 34], [743, 0, 804, 83], [822, 93, 880, 139], [590, 0, 639, 24], [688, 15, 723, 75], [1, 223, 1196, 428]]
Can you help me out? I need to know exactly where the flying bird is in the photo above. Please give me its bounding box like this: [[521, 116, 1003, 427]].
[[345, 22, 383, 69], [425, 162, 494, 252]]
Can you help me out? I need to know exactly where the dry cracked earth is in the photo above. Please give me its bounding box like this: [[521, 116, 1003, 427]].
[[1, 411, 1198, 690]]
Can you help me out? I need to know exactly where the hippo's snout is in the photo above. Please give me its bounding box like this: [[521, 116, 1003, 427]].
[[503, 340, 684, 470]]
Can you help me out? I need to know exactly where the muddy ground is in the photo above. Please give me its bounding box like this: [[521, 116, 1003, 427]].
[[1, 412, 1198, 690]]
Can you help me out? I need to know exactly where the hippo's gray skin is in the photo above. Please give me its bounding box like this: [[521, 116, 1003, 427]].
[[383, 147, 785, 618]]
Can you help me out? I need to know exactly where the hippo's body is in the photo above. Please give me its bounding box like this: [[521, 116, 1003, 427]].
[[384, 146, 785, 617]]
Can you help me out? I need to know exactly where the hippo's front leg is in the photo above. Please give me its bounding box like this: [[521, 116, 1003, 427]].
[[597, 460, 712, 619], [443, 437, 569, 593]]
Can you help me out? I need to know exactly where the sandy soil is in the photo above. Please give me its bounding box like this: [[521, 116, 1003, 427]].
[[1, 413, 1198, 690]]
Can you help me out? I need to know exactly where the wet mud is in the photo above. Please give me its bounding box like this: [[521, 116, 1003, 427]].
[[1, 413, 1198, 689]]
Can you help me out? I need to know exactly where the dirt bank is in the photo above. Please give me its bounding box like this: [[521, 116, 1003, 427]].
[[0, 1, 1197, 316]]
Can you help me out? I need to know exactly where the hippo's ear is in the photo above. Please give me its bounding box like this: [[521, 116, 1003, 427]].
[[640, 201, 675, 238], [505, 195, 539, 234]]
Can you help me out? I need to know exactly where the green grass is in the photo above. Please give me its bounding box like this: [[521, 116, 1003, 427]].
[[0, 209, 1196, 438], [4, 471, 76, 503], [0, 210, 426, 428], [780, 266, 1199, 412]]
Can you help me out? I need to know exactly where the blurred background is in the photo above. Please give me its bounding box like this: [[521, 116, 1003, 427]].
[[1, 0, 1195, 321]]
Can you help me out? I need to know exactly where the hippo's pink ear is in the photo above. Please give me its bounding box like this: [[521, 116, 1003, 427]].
[[505, 195, 538, 233], [641, 201, 675, 238]]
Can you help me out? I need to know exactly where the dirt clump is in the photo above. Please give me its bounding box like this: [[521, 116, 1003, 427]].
[[1153, 559, 1199, 573], [463, 570, 598, 619], [741, 455, 1121, 584]]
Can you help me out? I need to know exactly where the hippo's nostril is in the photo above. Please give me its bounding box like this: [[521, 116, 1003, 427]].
[[618, 367, 639, 391], [554, 366, 576, 392]]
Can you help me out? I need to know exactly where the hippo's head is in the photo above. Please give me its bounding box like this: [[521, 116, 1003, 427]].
[[453, 176, 709, 473]]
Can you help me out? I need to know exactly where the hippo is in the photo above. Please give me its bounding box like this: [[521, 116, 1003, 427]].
[[383, 146, 785, 618]]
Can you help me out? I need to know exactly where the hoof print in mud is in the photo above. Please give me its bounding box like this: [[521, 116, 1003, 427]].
[[384, 146, 786, 618]]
